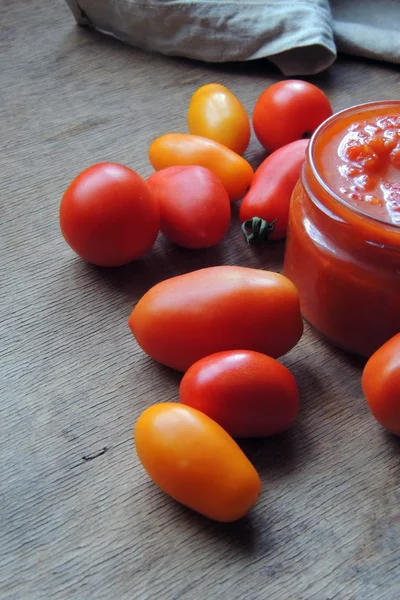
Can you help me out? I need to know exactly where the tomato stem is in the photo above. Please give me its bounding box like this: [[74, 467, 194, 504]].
[[241, 217, 277, 244]]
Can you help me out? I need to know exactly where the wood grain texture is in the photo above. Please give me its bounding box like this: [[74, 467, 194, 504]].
[[1, 1, 399, 599]]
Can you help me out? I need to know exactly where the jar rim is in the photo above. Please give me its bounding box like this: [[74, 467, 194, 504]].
[[308, 100, 400, 232]]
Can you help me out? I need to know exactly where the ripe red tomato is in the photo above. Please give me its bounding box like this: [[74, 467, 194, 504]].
[[60, 163, 159, 267], [361, 333, 400, 435], [253, 80, 332, 153], [187, 83, 251, 155], [129, 266, 303, 371], [147, 166, 230, 249], [240, 139, 309, 241], [148, 133, 254, 201], [180, 350, 299, 438], [134, 402, 261, 522]]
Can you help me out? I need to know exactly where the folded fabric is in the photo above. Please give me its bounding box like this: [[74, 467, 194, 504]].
[[65, 0, 400, 76], [331, 0, 400, 67]]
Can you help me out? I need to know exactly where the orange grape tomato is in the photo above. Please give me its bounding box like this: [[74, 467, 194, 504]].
[[187, 83, 251, 155], [148, 133, 254, 201], [134, 403, 261, 522]]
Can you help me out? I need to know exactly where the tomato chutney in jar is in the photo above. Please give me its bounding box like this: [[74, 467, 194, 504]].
[[283, 101, 400, 357]]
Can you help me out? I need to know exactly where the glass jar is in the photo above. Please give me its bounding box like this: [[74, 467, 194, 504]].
[[283, 101, 400, 357]]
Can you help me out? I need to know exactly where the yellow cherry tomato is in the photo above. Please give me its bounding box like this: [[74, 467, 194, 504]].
[[187, 83, 251, 155], [148, 133, 254, 201], [134, 403, 261, 522]]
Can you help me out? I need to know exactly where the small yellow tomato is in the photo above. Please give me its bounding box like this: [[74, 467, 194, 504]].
[[188, 83, 251, 155], [134, 403, 261, 522]]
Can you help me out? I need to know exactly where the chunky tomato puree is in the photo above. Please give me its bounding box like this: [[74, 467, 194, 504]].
[[316, 109, 400, 224], [283, 102, 400, 357]]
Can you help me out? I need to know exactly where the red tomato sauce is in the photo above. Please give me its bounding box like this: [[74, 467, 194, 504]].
[[316, 108, 400, 224], [283, 102, 400, 357]]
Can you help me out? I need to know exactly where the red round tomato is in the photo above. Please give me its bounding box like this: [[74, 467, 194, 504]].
[[147, 166, 230, 249], [180, 350, 299, 438], [252, 80, 332, 153], [361, 333, 400, 436], [60, 162, 159, 267], [240, 139, 308, 242]]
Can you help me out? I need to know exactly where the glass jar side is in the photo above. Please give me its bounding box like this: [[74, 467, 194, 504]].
[[283, 168, 400, 357]]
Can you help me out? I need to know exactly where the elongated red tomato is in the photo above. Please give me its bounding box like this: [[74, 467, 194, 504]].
[[129, 266, 303, 371], [134, 403, 261, 522], [147, 166, 230, 249], [362, 333, 400, 435], [187, 83, 251, 155], [240, 139, 309, 241], [180, 350, 299, 438], [148, 133, 253, 201], [60, 163, 159, 266], [253, 80, 332, 152]]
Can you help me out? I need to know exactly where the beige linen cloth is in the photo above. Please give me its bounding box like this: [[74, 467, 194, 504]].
[[65, 0, 400, 76]]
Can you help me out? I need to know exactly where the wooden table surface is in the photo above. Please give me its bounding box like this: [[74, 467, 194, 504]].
[[1, 2, 399, 599]]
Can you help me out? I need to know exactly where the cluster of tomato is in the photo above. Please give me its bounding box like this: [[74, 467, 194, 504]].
[[130, 272, 400, 523], [59, 80, 332, 265], [59, 79, 400, 523], [129, 265, 303, 521]]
